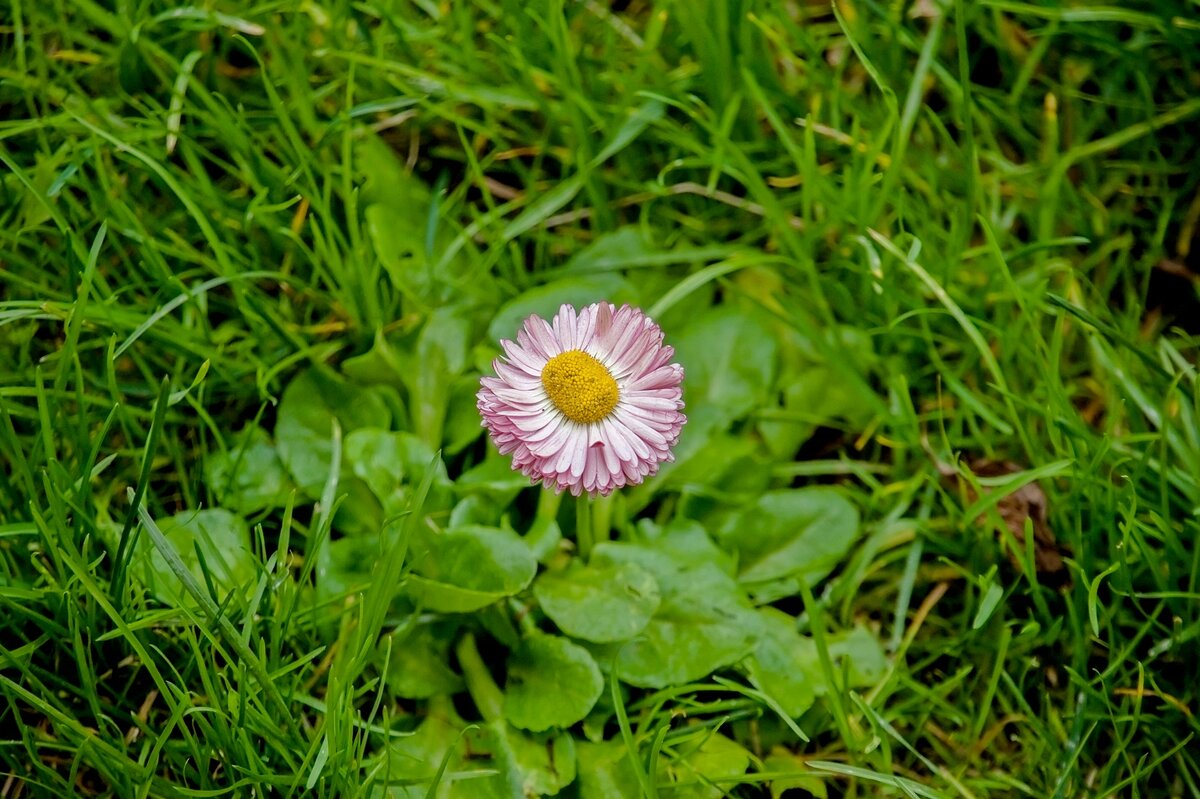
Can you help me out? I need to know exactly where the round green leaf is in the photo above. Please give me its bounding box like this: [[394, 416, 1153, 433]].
[[744, 608, 818, 718], [672, 306, 777, 423], [137, 509, 255, 608], [445, 376, 486, 454], [505, 633, 603, 731], [344, 427, 405, 502], [828, 625, 889, 687], [533, 558, 661, 643], [274, 382, 357, 483], [275, 369, 391, 497], [342, 328, 407, 386], [406, 526, 536, 613], [719, 488, 860, 585], [501, 726, 577, 796], [577, 741, 641, 799], [591, 562, 759, 689], [386, 620, 463, 699], [457, 453, 535, 507], [343, 428, 455, 516], [747, 609, 886, 718], [658, 733, 750, 799], [316, 535, 376, 604], [204, 426, 292, 513], [380, 697, 578, 798]]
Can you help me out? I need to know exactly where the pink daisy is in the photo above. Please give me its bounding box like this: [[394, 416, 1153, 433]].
[[477, 302, 686, 497]]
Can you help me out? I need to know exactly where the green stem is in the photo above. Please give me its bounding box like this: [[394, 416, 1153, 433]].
[[536, 486, 564, 521], [576, 496, 593, 560], [591, 492, 612, 547], [510, 598, 539, 637], [455, 632, 503, 723], [798, 578, 857, 757]]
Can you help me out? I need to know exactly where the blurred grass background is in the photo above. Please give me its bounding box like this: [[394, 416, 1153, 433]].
[[1, 0, 1199, 796]]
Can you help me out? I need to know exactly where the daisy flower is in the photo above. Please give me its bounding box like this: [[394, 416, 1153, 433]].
[[478, 302, 686, 496]]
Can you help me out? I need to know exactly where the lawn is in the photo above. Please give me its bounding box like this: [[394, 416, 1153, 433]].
[[1, 0, 1199, 796]]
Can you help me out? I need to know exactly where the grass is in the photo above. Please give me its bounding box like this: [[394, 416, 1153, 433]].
[[2, 0, 1199, 796]]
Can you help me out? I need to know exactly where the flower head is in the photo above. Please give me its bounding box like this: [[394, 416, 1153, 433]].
[[478, 302, 686, 496]]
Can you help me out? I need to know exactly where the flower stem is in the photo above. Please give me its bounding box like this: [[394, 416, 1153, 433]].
[[591, 492, 612, 547], [536, 486, 563, 521], [576, 496, 593, 560], [455, 632, 503, 723], [509, 598, 539, 637]]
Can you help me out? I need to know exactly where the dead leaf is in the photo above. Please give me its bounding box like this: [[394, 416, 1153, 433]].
[[942, 457, 1071, 588], [908, 0, 942, 19]]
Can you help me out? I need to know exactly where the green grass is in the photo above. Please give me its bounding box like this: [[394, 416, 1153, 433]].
[[2, 0, 1199, 796]]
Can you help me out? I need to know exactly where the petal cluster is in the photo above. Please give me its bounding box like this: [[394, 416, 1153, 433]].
[[478, 302, 686, 496]]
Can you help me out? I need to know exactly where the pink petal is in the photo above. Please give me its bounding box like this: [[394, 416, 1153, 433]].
[[478, 302, 686, 496]]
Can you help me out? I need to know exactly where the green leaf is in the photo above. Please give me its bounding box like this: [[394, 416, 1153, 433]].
[[525, 517, 563, 563], [455, 724, 576, 798], [501, 725, 577, 796], [331, 476, 384, 537], [555, 226, 740, 277], [456, 453, 533, 507], [672, 306, 777, 423], [135, 509, 254, 608], [560, 227, 659, 273], [504, 633, 604, 731], [342, 328, 408, 387], [487, 274, 634, 344], [406, 526, 537, 613], [317, 534, 381, 605], [828, 626, 888, 687], [613, 519, 735, 584], [344, 428, 455, 517], [117, 37, 154, 94], [590, 99, 664, 165], [744, 608, 818, 718], [204, 426, 292, 513], [759, 326, 877, 459], [659, 733, 751, 799], [762, 364, 875, 458], [410, 308, 471, 448], [275, 369, 391, 497], [654, 432, 764, 495], [344, 427, 406, 506], [613, 567, 758, 688], [973, 580, 1005, 630], [444, 376, 485, 455], [590, 546, 758, 688], [393, 433, 456, 515], [377, 702, 480, 799], [358, 135, 479, 303], [746, 609, 887, 718], [533, 557, 661, 643], [379, 698, 577, 798], [386, 620, 463, 699], [576, 741, 642, 799], [274, 375, 335, 497], [762, 750, 828, 799], [448, 495, 502, 528], [499, 100, 663, 243], [719, 488, 860, 586], [502, 175, 585, 242]]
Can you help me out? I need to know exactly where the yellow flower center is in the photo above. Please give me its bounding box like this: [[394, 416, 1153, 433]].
[[540, 350, 619, 424]]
